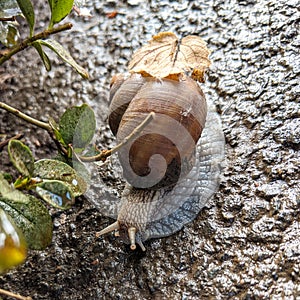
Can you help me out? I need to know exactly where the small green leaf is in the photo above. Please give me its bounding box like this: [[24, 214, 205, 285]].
[[14, 176, 30, 190], [36, 180, 74, 209], [48, 0, 74, 28], [0, 208, 27, 274], [16, 0, 35, 37], [34, 159, 87, 196], [49, 117, 67, 147], [6, 24, 19, 46], [8, 140, 34, 177], [32, 41, 51, 71], [37, 39, 89, 78], [0, 173, 52, 250], [59, 104, 96, 151], [0, 22, 20, 47]]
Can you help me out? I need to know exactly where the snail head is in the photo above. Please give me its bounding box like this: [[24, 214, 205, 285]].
[[96, 220, 146, 251]]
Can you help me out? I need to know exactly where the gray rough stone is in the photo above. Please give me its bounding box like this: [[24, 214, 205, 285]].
[[0, 0, 299, 299]]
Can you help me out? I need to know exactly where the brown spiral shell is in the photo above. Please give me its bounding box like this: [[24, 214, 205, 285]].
[[108, 73, 207, 189]]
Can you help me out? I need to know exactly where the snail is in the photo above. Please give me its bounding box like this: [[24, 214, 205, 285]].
[[97, 73, 225, 251]]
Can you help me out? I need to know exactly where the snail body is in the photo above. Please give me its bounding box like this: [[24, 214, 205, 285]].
[[98, 73, 225, 251]]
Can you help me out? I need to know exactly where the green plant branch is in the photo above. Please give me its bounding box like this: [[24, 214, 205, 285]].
[[0, 22, 73, 65], [0, 102, 51, 131], [0, 102, 70, 157], [80, 112, 156, 162]]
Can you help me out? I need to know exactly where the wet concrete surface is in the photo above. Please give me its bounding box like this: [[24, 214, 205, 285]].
[[0, 0, 299, 299]]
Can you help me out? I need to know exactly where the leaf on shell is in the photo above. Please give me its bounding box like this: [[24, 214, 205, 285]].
[[128, 32, 211, 82]]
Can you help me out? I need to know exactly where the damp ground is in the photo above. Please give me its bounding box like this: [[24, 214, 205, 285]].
[[0, 0, 299, 299]]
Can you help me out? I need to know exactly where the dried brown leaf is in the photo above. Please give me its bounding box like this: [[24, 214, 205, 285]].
[[128, 32, 211, 82]]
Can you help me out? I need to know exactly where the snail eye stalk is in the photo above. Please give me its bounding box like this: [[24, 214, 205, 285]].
[[96, 221, 119, 237], [128, 227, 137, 250]]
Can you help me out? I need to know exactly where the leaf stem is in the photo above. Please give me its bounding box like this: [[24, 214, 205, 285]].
[[110, 111, 156, 155], [0, 288, 32, 300], [0, 102, 51, 131], [0, 102, 72, 157], [80, 112, 156, 162], [0, 133, 23, 150], [0, 22, 73, 65]]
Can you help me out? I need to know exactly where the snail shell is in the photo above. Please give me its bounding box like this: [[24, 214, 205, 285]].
[[109, 73, 207, 189], [98, 74, 225, 251]]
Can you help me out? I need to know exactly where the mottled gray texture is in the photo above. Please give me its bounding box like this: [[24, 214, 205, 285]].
[[0, 0, 299, 299]]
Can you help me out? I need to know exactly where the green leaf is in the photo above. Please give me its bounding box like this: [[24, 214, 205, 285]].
[[16, 0, 35, 37], [0, 208, 27, 274], [0, 173, 52, 250], [32, 41, 51, 71], [49, 117, 67, 147], [59, 104, 95, 151], [8, 140, 34, 177], [14, 176, 30, 190], [36, 180, 74, 209], [37, 39, 89, 79], [48, 0, 74, 28], [0, 22, 20, 47], [33, 159, 87, 197], [6, 23, 19, 46], [0, 0, 21, 18]]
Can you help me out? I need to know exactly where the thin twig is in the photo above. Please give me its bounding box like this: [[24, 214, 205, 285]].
[[0, 101, 70, 155], [0, 133, 23, 150], [0, 22, 73, 65], [0, 102, 51, 131], [0, 17, 16, 22], [0, 288, 32, 300], [80, 112, 156, 162], [110, 111, 156, 155]]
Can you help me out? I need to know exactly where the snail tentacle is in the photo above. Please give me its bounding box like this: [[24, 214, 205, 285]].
[[96, 221, 119, 237], [128, 226, 137, 250]]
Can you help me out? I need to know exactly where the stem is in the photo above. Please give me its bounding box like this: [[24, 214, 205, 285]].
[[0, 102, 51, 131], [0, 133, 23, 150], [80, 112, 156, 162], [0, 22, 73, 65], [0, 288, 32, 300], [0, 17, 16, 22], [110, 111, 156, 155], [0, 101, 70, 155]]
